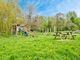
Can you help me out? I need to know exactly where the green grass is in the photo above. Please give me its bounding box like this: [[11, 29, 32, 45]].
[[0, 34, 80, 60]]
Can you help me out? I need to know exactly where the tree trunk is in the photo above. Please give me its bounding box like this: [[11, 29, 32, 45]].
[[54, 26, 57, 32]]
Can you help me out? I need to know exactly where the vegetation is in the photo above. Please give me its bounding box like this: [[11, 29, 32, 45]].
[[0, 1, 24, 36], [0, 0, 80, 36], [0, 33, 80, 60], [0, 0, 80, 60]]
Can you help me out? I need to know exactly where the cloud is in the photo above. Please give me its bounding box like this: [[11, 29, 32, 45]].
[[57, 0, 80, 16], [19, 0, 80, 16]]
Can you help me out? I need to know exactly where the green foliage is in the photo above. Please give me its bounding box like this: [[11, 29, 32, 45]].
[[39, 16, 48, 32], [65, 11, 80, 31], [54, 13, 67, 31], [67, 11, 77, 20], [0, 2, 23, 36], [74, 18, 80, 29]]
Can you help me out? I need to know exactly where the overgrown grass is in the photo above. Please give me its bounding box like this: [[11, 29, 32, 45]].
[[0, 33, 80, 60]]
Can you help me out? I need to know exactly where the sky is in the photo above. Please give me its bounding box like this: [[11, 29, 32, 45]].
[[18, 0, 80, 16]]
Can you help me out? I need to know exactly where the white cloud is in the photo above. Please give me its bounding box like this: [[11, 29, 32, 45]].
[[56, 0, 80, 16]]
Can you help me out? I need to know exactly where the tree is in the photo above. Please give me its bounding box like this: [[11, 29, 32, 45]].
[[0, 1, 22, 36], [47, 17, 55, 32], [38, 16, 48, 32], [67, 11, 77, 18], [30, 16, 40, 31], [67, 11, 77, 22], [74, 18, 80, 29], [54, 13, 66, 32], [26, 4, 36, 30], [66, 11, 79, 30]]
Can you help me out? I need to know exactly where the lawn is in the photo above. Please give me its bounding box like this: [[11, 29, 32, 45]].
[[0, 33, 80, 60]]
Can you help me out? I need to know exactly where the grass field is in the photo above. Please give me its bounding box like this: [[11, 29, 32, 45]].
[[0, 33, 80, 60]]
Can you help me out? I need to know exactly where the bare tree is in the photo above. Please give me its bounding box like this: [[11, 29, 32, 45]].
[[25, 4, 37, 31]]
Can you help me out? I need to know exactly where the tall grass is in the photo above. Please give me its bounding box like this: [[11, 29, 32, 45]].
[[0, 34, 80, 60]]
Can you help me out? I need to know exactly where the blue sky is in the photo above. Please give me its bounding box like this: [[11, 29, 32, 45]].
[[19, 0, 80, 16]]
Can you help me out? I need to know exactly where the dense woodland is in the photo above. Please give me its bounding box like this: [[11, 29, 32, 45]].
[[0, 0, 80, 36]]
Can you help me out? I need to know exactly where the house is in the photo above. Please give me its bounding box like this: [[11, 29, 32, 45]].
[[11, 24, 30, 36]]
